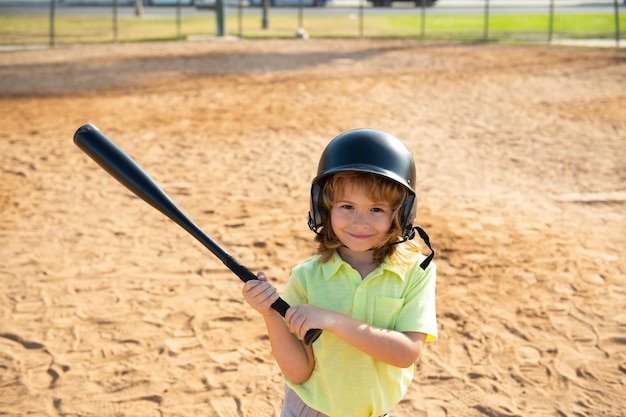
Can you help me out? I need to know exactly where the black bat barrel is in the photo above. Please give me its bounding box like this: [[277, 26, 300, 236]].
[[74, 124, 321, 345]]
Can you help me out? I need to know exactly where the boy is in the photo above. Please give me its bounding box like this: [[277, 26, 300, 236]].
[[243, 129, 437, 417]]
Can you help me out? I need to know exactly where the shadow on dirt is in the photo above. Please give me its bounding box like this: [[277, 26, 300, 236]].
[[0, 44, 410, 97]]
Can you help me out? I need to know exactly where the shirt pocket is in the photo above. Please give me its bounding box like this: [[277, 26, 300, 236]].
[[371, 296, 404, 330]]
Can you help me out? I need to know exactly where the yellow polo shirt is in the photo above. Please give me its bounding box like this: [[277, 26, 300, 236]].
[[282, 251, 437, 417]]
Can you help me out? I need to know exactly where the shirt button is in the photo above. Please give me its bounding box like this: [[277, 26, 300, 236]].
[[357, 288, 363, 293]]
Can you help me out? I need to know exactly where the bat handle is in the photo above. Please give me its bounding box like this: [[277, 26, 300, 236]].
[[271, 298, 323, 345], [225, 257, 322, 345]]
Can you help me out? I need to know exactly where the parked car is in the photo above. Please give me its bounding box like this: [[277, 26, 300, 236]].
[[371, 0, 436, 6], [248, 0, 327, 6]]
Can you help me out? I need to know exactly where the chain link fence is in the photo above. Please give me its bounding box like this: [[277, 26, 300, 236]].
[[0, 0, 623, 48]]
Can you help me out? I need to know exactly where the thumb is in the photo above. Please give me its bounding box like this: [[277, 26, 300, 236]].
[[256, 271, 267, 281]]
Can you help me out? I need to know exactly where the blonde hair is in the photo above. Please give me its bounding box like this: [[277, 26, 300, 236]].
[[314, 172, 415, 265]]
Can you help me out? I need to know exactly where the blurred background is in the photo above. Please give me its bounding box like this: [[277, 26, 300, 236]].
[[0, 0, 623, 48]]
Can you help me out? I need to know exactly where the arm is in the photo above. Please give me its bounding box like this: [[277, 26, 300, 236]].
[[242, 273, 315, 384], [286, 305, 426, 368]]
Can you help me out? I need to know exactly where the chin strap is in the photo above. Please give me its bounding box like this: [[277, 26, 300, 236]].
[[391, 226, 435, 270], [415, 226, 435, 270]]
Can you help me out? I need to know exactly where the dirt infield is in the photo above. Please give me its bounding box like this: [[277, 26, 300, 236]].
[[1, 39, 625, 416]]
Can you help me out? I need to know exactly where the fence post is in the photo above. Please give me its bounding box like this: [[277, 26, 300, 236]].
[[614, 0, 621, 48], [483, 0, 489, 41], [359, 0, 364, 38], [49, 0, 56, 47], [238, 0, 243, 37], [176, 0, 182, 39], [262, 0, 269, 29], [135, 0, 143, 17], [548, 0, 554, 43], [216, 0, 226, 36], [420, 0, 426, 39], [113, 0, 119, 43]]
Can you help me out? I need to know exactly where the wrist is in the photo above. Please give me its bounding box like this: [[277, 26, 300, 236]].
[[262, 309, 282, 321]]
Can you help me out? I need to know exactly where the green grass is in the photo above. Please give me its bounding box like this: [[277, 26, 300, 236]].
[[411, 13, 624, 41], [0, 12, 623, 46]]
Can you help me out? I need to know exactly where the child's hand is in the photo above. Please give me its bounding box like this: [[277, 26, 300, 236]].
[[242, 272, 280, 317], [286, 304, 337, 341]]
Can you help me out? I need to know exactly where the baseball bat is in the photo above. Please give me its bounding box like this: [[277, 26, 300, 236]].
[[74, 123, 321, 346]]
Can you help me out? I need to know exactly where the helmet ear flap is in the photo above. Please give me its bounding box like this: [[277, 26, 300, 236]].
[[400, 193, 417, 240], [308, 181, 325, 233]]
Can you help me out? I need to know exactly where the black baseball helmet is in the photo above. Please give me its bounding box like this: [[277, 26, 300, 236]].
[[308, 128, 418, 241]]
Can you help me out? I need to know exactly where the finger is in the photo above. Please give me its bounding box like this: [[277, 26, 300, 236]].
[[286, 307, 306, 339], [242, 279, 261, 295], [257, 285, 278, 303], [243, 282, 272, 307], [285, 305, 295, 322], [268, 285, 280, 301], [251, 283, 280, 307]]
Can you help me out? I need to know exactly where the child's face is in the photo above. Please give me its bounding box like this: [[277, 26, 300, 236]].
[[330, 181, 394, 253]]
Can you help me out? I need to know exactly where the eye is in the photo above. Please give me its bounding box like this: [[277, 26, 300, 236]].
[[371, 207, 385, 213], [340, 204, 354, 210]]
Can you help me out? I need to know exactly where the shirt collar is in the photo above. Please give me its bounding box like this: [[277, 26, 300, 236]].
[[319, 252, 406, 282]]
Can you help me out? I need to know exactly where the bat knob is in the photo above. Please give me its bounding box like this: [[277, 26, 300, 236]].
[[304, 328, 322, 345]]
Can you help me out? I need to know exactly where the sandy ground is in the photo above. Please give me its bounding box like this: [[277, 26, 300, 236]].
[[0, 39, 625, 417]]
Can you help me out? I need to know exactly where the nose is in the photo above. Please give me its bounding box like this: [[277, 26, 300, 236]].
[[352, 210, 369, 227]]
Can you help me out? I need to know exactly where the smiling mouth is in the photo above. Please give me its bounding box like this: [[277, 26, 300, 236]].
[[348, 233, 373, 240]]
